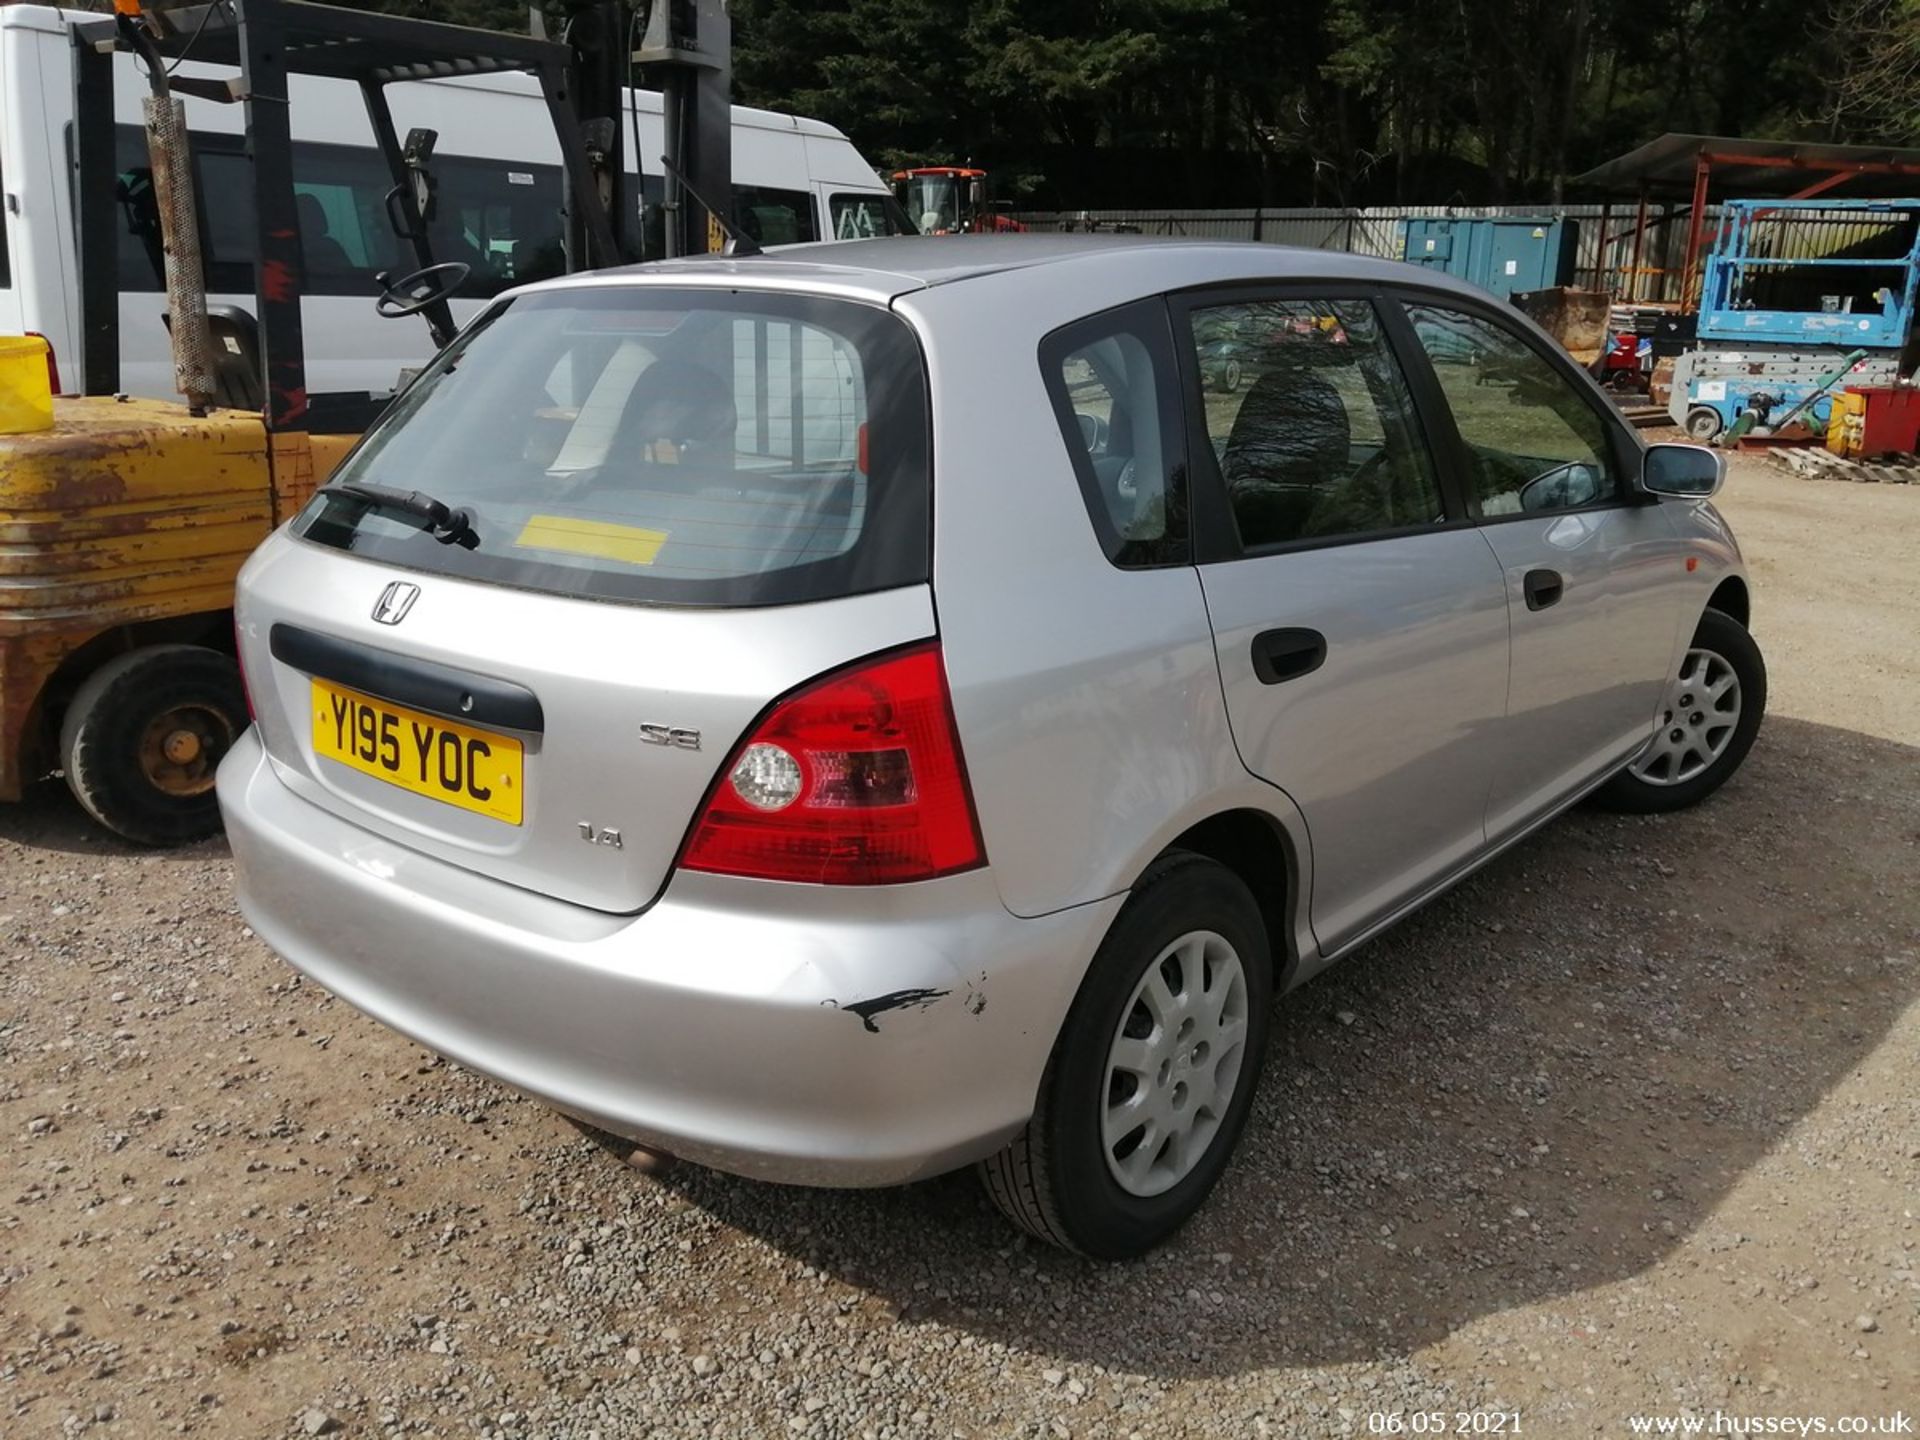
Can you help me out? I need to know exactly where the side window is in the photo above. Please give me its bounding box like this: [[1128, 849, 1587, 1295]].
[[429, 158, 566, 298], [830, 193, 895, 239], [1188, 297, 1443, 548], [107, 125, 566, 300], [1040, 301, 1186, 568], [110, 124, 164, 293], [1404, 303, 1617, 516], [732, 185, 818, 247], [195, 144, 259, 294], [293, 144, 406, 288]]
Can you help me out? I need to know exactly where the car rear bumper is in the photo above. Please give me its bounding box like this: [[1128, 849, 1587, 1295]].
[[217, 729, 1118, 1186]]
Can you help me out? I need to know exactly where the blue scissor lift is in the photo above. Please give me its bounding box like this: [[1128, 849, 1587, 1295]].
[[1669, 198, 1920, 440]]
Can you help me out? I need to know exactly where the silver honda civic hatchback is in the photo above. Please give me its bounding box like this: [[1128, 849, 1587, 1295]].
[[219, 236, 1764, 1257]]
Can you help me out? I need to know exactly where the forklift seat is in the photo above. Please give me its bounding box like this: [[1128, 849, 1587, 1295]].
[[161, 306, 265, 413]]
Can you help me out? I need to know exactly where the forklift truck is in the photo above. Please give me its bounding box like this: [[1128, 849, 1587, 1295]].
[[0, 0, 659, 845]]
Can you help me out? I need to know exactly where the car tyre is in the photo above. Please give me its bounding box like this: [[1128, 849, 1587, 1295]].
[[60, 644, 247, 846], [1591, 607, 1765, 814], [1221, 357, 1243, 394], [979, 852, 1272, 1258]]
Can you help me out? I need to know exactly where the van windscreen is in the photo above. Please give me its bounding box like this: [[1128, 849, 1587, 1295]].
[[296, 288, 929, 607]]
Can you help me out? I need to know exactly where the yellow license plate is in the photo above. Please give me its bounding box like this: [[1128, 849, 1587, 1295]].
[[311, 679, 524, 824]]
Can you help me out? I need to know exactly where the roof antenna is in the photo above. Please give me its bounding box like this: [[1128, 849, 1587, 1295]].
[[657, 153, 762, 257]]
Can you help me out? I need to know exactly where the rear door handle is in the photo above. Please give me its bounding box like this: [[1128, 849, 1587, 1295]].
[[1250, 627, 1327, 685], [1523, 568, 1564, 611]]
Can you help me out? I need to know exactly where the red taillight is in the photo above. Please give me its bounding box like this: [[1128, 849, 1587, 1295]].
[[26, 333, 60, 396], [680, 642, 985, 885]]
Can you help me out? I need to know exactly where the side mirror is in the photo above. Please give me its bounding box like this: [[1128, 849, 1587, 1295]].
[[403, 126, 440, 228], [1640, 442, 1724, 500]]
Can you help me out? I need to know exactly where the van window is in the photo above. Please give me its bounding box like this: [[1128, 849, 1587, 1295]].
[[292, 144, 407, 281], [106, 124, 840, 301], [732, 185, 817, 246], [830, 194, 894, 240], [110, 127, 563, 300], [427, 159, 567, 294], [297, 288, 930, 608]]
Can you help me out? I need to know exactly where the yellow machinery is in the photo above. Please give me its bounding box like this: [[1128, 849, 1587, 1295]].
[[0, 0, 625, 843], [0, 402, 354, 839]]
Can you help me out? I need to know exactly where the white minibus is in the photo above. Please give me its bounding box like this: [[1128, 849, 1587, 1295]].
[[0, 3, 902, 398]]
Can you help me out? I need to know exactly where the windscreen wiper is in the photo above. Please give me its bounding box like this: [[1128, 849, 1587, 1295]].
[[328, 482, 478, 548]]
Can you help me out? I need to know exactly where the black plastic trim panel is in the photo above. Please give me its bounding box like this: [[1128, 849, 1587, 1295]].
[[269, 623, 544, 734]]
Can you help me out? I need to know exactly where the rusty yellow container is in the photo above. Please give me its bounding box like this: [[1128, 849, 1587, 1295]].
[[0, 335, 54, 434]]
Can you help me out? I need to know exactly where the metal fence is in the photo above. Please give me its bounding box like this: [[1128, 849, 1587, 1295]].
[[1008, 203, 1720, 304]]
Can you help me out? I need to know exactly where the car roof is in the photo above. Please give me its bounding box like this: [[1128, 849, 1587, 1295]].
[[523, 235, 1494, 307]]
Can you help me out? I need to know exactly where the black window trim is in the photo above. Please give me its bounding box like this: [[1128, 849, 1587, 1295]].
[[1165, 279, 1479, 566], [1377, 282, 1647, 528], [1036, 296, 1192, 570]]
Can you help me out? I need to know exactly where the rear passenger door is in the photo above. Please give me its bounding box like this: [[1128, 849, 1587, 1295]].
[[1177, 290, 1511, 955], [1395, 297, 1688, 840]]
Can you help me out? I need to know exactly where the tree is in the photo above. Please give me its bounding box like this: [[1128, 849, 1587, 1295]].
[[196, 0, 1920, 204], [1811, 0, 1920, 141]]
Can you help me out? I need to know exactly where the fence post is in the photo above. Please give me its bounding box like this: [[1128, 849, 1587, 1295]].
[[1595, 198, 1612, 291]]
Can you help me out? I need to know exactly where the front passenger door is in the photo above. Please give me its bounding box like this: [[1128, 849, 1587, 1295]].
[[1400, 300, 1690, 840]]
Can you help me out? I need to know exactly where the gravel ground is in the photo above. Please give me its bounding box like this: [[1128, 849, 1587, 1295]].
[[2, 454, 1916, 1439]]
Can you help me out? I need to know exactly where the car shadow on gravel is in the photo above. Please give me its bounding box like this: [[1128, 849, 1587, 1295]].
[[0, 776, 230, 861], [647, 714, 1920, 1378]]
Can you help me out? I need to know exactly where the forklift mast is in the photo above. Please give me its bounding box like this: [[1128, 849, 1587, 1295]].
[[70, 0, 631, 432], [635, 0, 731, 258]]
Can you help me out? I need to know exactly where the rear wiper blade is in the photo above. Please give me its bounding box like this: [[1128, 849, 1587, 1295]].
[[328, 482, 478, 548]]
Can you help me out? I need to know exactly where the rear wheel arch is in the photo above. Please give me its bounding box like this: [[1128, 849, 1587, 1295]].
[[1149, 808, 1300, 988], [1707, 575, 1749, 629]]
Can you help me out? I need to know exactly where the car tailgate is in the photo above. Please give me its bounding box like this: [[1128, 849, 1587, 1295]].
[[234, 538, 937, 914]]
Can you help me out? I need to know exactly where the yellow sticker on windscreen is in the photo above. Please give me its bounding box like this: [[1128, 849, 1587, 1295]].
[[514, 515, 668, 567]]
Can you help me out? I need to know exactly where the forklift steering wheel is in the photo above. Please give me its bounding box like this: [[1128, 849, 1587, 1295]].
[[374, 262, 471, 319]]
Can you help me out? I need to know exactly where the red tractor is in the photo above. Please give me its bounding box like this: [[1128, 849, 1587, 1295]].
[[891, 167, 1027, 235]]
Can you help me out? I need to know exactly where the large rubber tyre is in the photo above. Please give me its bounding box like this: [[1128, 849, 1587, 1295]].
[[1592, 607, 1766, 815], [979, 853, 1273, 1258], [60, 644, 247, 846]]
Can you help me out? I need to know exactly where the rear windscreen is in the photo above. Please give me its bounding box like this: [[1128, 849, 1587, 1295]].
[[296, 287, 929, 607]]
